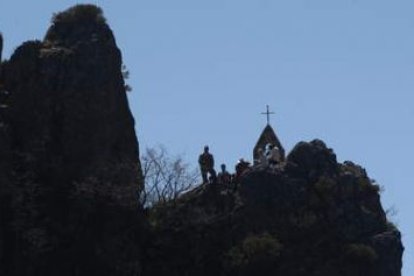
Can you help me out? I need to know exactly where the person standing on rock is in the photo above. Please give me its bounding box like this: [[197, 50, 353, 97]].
[[255, 148, 268, 168], [234, 158, 251, 181], [217, 164, 232, 184], [267, 144, 281, 169], [198, 145, 215, 184]]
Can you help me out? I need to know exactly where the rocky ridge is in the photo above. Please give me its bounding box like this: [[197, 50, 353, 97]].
[[0, 5, 404, 276], [146, 140, 403, 276]]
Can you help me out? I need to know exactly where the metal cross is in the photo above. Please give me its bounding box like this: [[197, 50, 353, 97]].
[[261, 105, 275, 125]]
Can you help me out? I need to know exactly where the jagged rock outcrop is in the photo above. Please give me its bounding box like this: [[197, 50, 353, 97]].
[[0, 5, 144, 276], [146, 140, 403, 276]]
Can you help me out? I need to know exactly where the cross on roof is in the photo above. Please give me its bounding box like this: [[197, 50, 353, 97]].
[[261, 105, 275, 125]]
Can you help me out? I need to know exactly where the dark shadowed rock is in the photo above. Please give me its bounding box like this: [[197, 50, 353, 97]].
[[370, 229, 404, 276], [286, 139, 338, 182], [0, 5, 144, 276]]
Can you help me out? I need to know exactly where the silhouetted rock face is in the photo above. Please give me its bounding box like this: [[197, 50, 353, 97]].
[[147, 140, 403, 276], [0, 5, 144, 276], [285, 139, 338, 181]]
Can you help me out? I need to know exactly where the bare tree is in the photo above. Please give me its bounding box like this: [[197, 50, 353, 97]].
[[140, 146, 199, 207]]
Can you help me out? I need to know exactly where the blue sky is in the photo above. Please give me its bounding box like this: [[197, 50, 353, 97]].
[[1, 1, 412, 274]]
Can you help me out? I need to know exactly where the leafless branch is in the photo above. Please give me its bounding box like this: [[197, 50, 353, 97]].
[[140, 146, 199, 207]]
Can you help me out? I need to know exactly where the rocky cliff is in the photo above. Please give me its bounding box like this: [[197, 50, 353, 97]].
[[145, 140, 403, 276], [0, 5, 403, 276], [0, 5, 144, 276]]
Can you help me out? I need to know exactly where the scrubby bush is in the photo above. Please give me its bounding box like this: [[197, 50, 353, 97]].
[[313, 176, 337, 206], [314, 176, 336, 195], [344, 243, 378, 264], [341, 161, 367, 177], [52, 4, 106, 25], [289, 211, 318, 229], [357, 177, 380, 193], [227, 233, 283, 270]]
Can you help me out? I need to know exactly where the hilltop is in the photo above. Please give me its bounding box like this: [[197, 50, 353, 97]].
[[0, 5, 403, 276], [146, 140, 403, 276]]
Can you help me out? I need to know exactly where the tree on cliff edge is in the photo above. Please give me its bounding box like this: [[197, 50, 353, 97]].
[[141, 146, 199, 206]]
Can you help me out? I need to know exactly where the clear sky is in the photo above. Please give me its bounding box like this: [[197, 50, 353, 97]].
[[1, 1, 412, 274]]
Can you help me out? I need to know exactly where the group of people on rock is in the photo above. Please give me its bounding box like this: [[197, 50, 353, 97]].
[[198, 144, 282, 185]]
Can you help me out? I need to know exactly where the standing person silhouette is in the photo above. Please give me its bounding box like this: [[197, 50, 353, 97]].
[[267, 144, 281, 169], [217, 164, 232, 184], [198, 145, 215, 184], [256, 148, 268, 168]]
